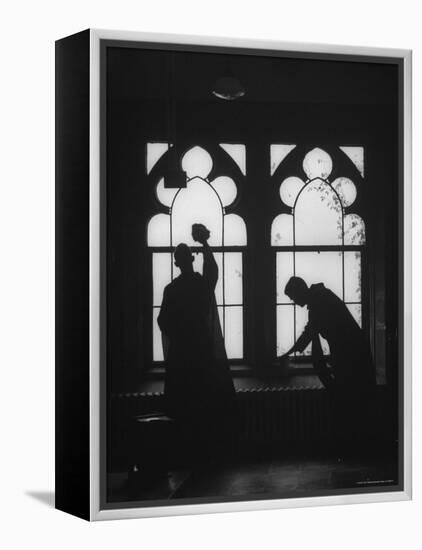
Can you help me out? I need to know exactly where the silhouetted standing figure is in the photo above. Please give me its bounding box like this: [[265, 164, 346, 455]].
[[158, 224, 235, 457], [280, 277, 376, 453]]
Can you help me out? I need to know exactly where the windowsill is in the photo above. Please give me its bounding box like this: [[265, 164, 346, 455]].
[[134, 362, 322, 395]]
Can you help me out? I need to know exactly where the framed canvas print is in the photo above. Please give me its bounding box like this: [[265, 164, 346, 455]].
[[55, 29, 412, 521]]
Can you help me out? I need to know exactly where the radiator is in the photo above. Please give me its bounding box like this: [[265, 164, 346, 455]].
[[109, 386, 333, 470], [235, 387, 332, 451]]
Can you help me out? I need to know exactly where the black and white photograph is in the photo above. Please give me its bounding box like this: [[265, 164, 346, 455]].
[[3, 0, 421, 546], [98, 36, 408, 512]]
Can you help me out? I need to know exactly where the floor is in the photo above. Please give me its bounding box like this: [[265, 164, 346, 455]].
[[107, 455, 398, 504]]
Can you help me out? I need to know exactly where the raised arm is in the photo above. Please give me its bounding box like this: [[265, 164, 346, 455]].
[[281, 321, 314, 358], [192, 223, 218, 291]]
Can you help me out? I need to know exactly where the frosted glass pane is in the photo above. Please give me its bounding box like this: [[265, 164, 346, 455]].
[[220, 143, 246, 175], [225, 306, 243, 359], [296, 306, 330, 356], [156, 178, 178, 207], [210, 176, 237, 207], [171, 177, 223, 247], [146, 142, 169, 174], [295, 251, 343, 300], [344, 251, 362, 302], [153, 253, 172, 306], [340, 146, 364, 177], [279, 177, 305, 207], [332, 177, 357, 208], [271, 214, 293, 246], [276, 252, 294, 303], [224, 253, 243, 305], [181, 146, 213, 179], [276, 305, 294, 355], [344, 214, 366, 245], [295, 179, 342, 245], [147, 213, 171, 246], [302, 148, 333, 180], [347, 303, 362, 327], [153, 308, 164, 361], [224, 214, 247, 246], [270, 144, 296, 175]]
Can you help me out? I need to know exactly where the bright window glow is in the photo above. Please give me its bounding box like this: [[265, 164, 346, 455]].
[[171, 177, 224, 247], [272, 146, 365, 357], [344, 214, 366, 245], [181, 146, 213, 179], [279, 176, 305, 207], [340, 146, 364, 177], [294, 179, 343, 246], [271, 144, 296, 175], [332, 177, 357, 208], [276, 306, 294, 355], [271, 214, 293, 246], [219, 144, 246, 175], [146, 142, 169, 174], [210, 176, 237, 207], [148, 144, 246, 361], [302, 148, 333, 180]]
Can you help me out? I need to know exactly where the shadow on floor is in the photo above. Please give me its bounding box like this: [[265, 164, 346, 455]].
[[26, 491, 55, 508]]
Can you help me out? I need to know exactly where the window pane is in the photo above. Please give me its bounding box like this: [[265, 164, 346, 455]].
[[332, 177, 357, 208], [279, 176, 305, 207], [344, 214, 366, 245], [339, 146, 364, 177], [171, 177, 223, 247], [210, 176, 237, 207], [146, 142, 169, 174], [224, 214, 247, 246], [295, 251, 343, 300], [219, 143, 246, 175], [147, 213, 171, 246], [224, 306, 243, 359], [224, 253, 243, 305], [302, 148, 333, 180], [347, 303, 362, 327], [181, 146, 213, 179], [156, 177, 178, 207], [294, 179, 342, 245], [270, 144, 296, 175], [153, 308, 164, 361], [276, 252, 294, 303], [276, 305, 294, 355], [344, 251, 362, 302], [271, 214, 293, 246], [152, 253, 172, 306]]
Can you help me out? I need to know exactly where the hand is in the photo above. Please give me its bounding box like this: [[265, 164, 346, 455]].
[[192, 223, 210, 244]]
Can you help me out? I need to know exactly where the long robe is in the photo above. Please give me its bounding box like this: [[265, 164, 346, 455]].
[[157, 254, 235, 427], [296, 283, 376, 448]]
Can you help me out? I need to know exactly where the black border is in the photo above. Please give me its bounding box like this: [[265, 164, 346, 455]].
[[99, 38, 405, 512]]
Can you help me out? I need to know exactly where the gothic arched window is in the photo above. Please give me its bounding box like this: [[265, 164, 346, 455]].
[[147, 145, 247, 361], [271, 146, 365, 356]]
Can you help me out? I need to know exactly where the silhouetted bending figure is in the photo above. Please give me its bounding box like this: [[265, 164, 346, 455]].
[[158, 224, 235, 458], [281, 277, 376, 452]]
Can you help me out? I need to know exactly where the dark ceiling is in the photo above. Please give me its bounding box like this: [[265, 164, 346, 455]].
[[107, 46, 398, 106]]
